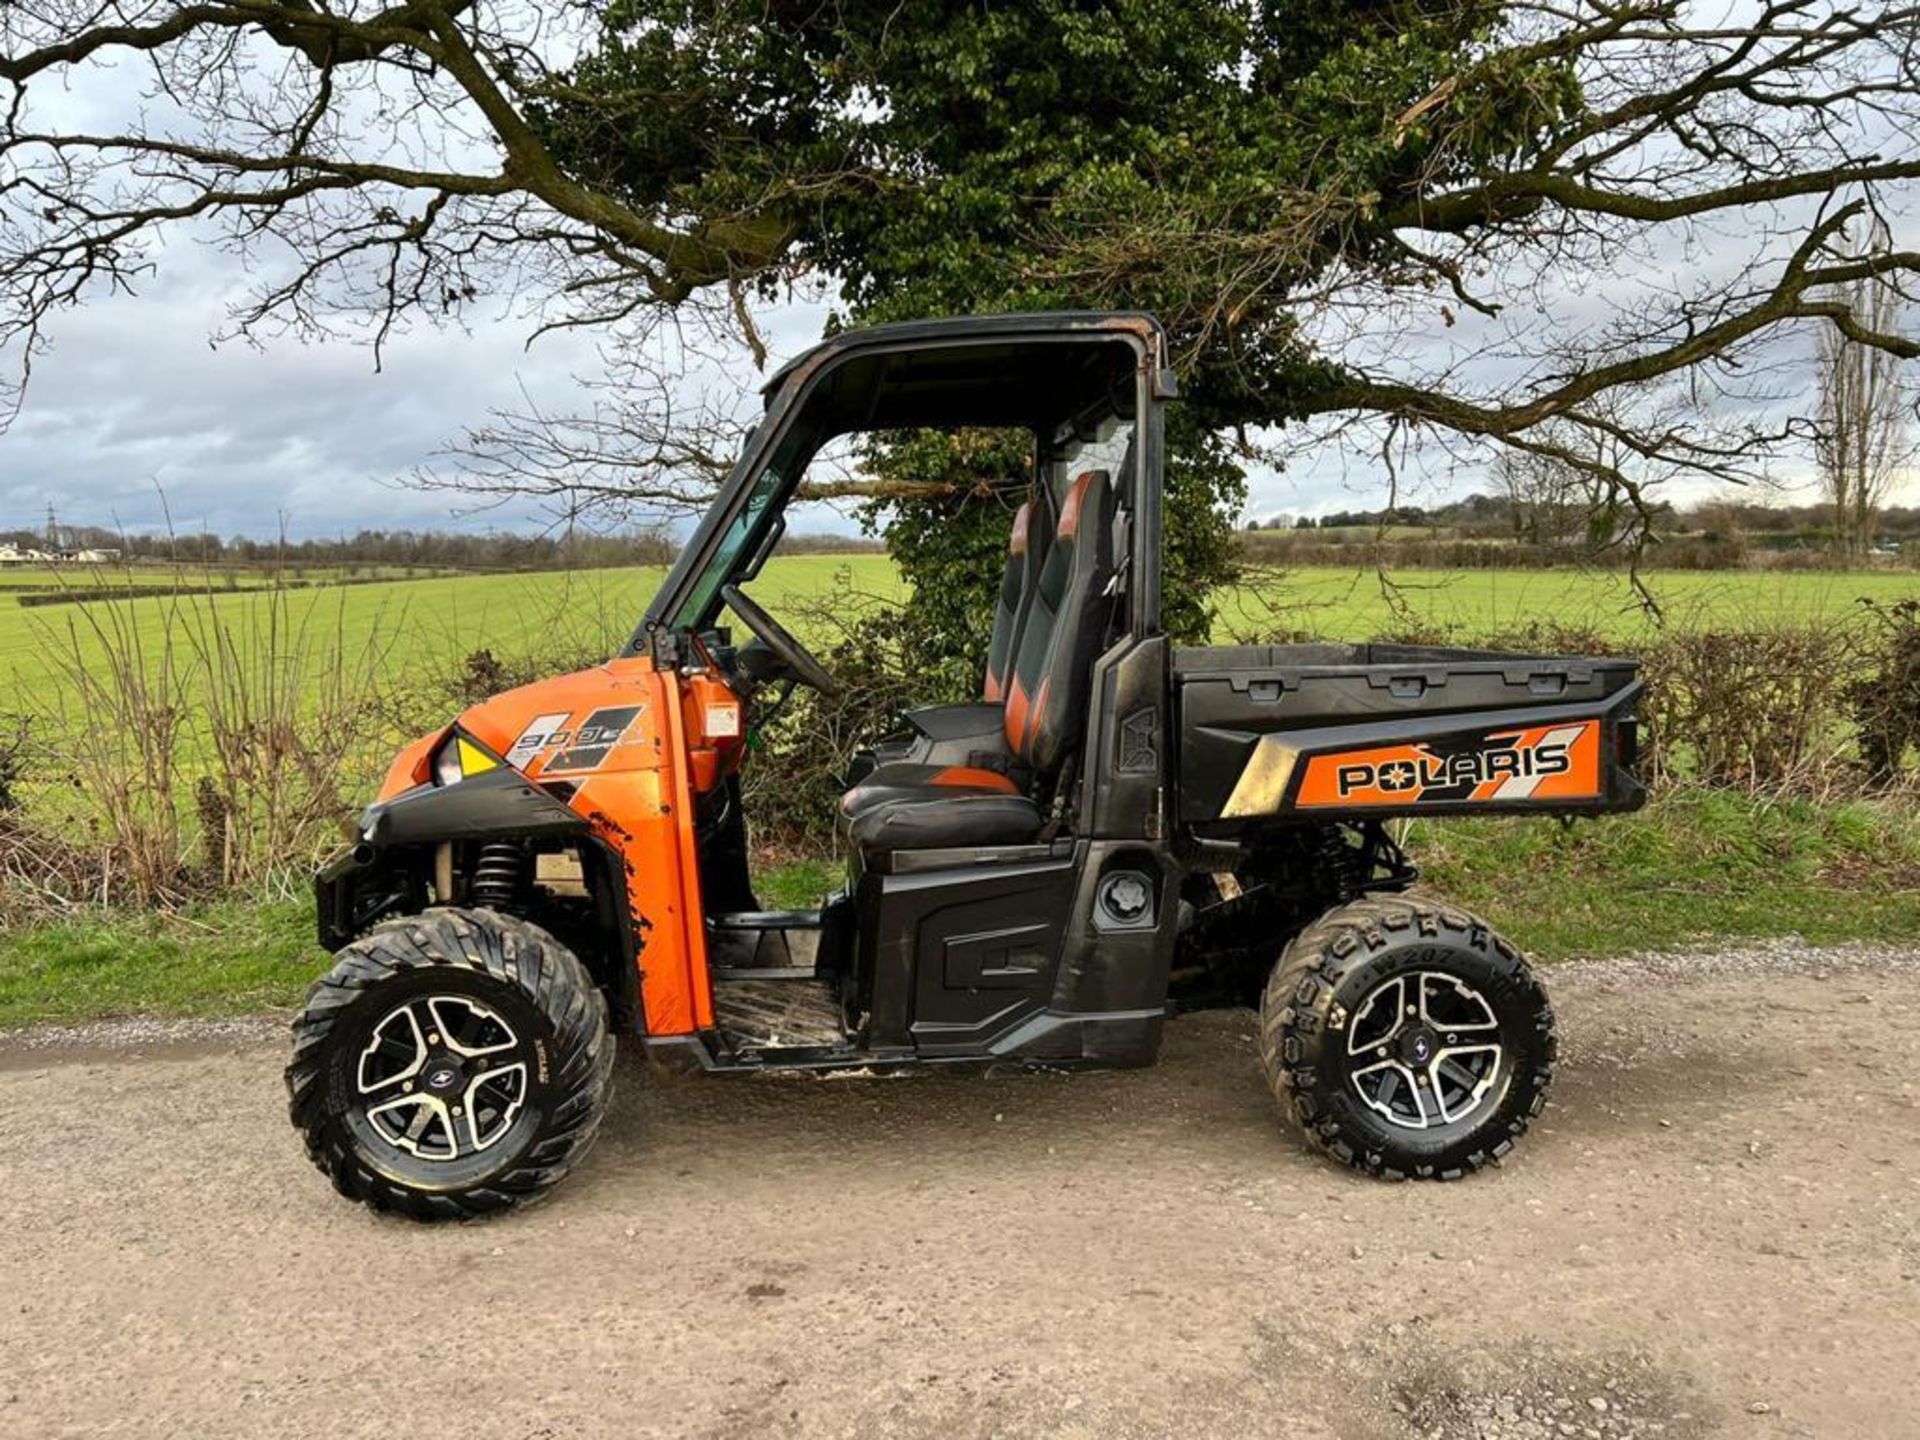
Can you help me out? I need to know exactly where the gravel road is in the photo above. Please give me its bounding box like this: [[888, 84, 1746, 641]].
[[2, 940, 1917, 1440]]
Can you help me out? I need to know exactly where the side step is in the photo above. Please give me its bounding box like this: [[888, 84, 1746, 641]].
[[713, 976, 847, 1052]]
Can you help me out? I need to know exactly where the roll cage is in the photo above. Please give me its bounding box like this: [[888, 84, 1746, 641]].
[[631, 311, 1176, 656]]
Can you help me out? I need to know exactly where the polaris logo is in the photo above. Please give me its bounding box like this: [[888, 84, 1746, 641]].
[[1336, 741, 1572, 797]]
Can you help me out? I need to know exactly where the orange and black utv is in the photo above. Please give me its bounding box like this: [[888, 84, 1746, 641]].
[[289, 313, 1644, 1219]]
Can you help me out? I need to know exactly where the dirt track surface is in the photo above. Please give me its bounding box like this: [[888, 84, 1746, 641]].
[[3, 941, 1918, 1440]]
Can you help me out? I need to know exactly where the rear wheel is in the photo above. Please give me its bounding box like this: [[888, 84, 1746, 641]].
[[287, 908, 615, 1220], [1258, 896, 1555, 1180]]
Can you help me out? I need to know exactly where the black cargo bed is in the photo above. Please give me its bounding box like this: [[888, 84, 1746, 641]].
[[1173, 643, 1643, 824]]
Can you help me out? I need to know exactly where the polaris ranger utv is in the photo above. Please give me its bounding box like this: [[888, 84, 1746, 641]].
[[290, 313, 1643, 1219]]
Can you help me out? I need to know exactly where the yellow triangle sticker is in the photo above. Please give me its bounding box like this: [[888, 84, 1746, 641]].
[[457, 738, 498, 776]]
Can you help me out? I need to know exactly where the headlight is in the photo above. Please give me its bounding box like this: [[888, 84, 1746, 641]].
[[433, 732, 500, 786]]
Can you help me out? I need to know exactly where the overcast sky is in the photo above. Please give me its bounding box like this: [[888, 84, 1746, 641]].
[[8, 264, 1865, 544], [3, 235, 601, 541], [10, 218, 1910, 543], [3, 48, 1911, 543]]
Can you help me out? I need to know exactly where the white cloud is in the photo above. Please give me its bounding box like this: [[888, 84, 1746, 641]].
[[3, 234, 608, 538]]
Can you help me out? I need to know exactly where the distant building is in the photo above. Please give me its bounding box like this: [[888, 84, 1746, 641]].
[[0, 542, 121, 563]]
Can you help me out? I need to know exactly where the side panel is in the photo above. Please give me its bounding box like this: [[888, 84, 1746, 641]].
[[853, 844, 1174, 1067], [1175, 644, 1642, 823], [857, 857, 1077, 1057], [1085, 634, 1169, 840], [456, 659, 716, 1037], [1039, 838, 1175, 1066], [1207, 690, 1644, 822]]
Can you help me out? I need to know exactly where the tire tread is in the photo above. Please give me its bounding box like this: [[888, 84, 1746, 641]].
[[1257, 895, 1555, 1181], [285, 907, 615, 1221]]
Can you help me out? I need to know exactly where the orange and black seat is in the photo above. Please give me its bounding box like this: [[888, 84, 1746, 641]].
[[855, 498, 1047, 778], [983, 500, 1043, 703], [841, 469, 1117, 855]]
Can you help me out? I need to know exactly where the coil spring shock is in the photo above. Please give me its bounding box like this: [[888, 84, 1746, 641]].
[[471, 842, 526, 911]]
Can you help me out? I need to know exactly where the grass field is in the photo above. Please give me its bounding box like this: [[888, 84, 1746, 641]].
[[1, 554, 1915, 1028], [5, 556, 1913, 708], [0, 554, 897, 701], [0, 561, 457, 593], [1214, 565, 1919, 639]]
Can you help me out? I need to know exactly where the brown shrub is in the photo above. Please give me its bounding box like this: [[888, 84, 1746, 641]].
[[31, 583, 398, 905], [1635, 625, 1860, 792], [1280, 614, 1890, 798], [1851, 598, 1920, 785]]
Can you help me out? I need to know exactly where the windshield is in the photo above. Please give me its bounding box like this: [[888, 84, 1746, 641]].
[[669, 455, 790, 629]]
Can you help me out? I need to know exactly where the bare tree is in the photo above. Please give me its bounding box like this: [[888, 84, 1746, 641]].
[[1491, 394, 1667, 552], [1058, 3, 1920, 533], [415, 329, 756, 530], [2, 0, 1918, 535], [1497, 447, 1595, 547], [1814, 221, 1912, 559], [413, 334, 950, 527]]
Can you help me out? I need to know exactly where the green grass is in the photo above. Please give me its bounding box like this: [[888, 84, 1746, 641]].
[[0, 564, 268, 592], [2, 793, 1912, 1028], [1411, 789, 1920, 961], [1216, 565, 1919, 641], [0, 899, 318, 1028], [0, 562, 453, 593], [0, 855, 840, 1028], [0, 553, 904, 701], [6, 557, 1909, 709], [755, 856, 844, 909]]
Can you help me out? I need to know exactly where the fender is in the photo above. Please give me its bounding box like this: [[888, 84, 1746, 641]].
[[314, 772, 641, 1028], [361, 768, 592, 847]]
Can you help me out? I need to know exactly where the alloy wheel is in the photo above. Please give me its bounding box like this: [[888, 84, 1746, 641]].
[[355, 995, 530, 1161], [1343, 971, 1504, 1131]]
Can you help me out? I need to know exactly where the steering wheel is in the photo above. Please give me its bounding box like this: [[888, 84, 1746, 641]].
[[720, 584, 841, 695]]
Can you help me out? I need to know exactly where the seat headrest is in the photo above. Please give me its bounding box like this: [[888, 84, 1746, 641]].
[[1057, 469, 1099, 540]]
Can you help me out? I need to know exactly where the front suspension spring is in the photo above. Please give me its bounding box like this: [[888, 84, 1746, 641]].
[[471, 842, 526, 910]]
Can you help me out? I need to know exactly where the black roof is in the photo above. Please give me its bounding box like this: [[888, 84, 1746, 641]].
[[760, 311, 1165, 435], [762, 311, 1164, 395]]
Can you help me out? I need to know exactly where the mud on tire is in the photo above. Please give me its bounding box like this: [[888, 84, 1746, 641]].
[[286, 907, 615, 1221], [1258, 896, 1556, 1181]]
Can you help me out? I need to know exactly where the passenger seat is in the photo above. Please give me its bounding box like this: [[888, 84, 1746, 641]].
[[853, 499, 1048, 777], [984, 499, 1043, 702], [840, 470, 1117, 855]]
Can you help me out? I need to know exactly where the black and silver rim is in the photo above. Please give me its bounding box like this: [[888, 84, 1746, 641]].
[[356, 996, 530, 1161], [1344, 972, 1504, 1130]]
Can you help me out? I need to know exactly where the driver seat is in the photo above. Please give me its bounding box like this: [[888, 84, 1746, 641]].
[[840, 469, 1117, 855]]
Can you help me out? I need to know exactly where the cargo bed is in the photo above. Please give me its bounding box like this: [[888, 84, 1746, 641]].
[[1174, 643, 1643, 825]]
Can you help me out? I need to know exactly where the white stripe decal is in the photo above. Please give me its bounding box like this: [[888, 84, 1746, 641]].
[[505, 711, 573, 768], [1492, 725, 1586, 799]]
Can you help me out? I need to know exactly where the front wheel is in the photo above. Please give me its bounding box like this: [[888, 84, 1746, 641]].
[[1259, 897, 1556, 1180], [287, 908, 615, 1220]]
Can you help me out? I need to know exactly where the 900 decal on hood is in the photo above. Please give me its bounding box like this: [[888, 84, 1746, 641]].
[[505, 705, 645, 775], [1295, 721, 1602, 809]]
